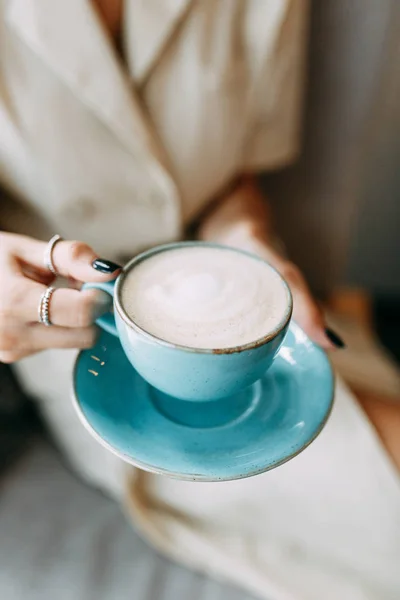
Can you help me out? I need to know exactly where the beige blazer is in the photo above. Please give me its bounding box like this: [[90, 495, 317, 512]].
[[0, 0, 307, 258], [2, 0, 309, 535]]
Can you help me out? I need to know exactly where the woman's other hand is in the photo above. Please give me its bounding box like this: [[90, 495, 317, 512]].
[[0, 232, 121, 363], [198, 178, 345, 351]]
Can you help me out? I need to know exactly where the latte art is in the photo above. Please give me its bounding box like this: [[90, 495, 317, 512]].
[[121, 246, 290, 349]]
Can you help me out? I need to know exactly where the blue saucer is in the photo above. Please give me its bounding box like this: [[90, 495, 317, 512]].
[[72, 323, 334, 482]]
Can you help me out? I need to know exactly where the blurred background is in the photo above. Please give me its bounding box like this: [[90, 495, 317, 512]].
[[261, 0, 400, 299], [1, 1, 399, 599]]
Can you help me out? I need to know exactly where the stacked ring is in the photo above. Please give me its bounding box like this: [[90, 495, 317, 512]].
[[38, 286, 56, 327], [44, 234, 63, 275]]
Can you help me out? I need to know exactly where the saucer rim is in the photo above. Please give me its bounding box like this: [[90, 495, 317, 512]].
[[71, 324, 335, 482]]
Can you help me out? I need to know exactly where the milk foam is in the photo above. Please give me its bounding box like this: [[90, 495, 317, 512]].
[[121, 246, 290, 349]]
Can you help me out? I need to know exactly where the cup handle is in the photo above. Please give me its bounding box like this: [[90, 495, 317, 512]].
[[82, 281, 118, 337]]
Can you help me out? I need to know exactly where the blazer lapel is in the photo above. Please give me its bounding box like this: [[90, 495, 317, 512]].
[[6, 0, 180, 171], [123, 0, 192, 85]]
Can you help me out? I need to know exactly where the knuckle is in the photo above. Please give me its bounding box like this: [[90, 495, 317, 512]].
[[0, 329, 17, 352], [308, 307, 325, 330], [280, 262, 303, 285], [0, 278, 26, 315], [294, 300, 324, 334], [300, 311, 320, 333], [8, 280, 28, 308], [0, 351, 21, 364], [68, 240, 90, 263]]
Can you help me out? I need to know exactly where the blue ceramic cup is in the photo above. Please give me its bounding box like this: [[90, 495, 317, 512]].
[[83, 242, 292, 401]]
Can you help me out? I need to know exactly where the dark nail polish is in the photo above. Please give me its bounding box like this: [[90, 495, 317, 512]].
[[325, 328, 346, 349], [92, 258, 121, 274]]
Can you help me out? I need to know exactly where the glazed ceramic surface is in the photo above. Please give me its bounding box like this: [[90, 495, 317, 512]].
[[72, 323, 334, 481], [82, 242, 292, 401]]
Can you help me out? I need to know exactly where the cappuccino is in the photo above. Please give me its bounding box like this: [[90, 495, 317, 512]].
[[121, 246, 290, 349]]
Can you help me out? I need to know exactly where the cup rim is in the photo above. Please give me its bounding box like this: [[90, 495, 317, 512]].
[[114, 241, 293, 354]]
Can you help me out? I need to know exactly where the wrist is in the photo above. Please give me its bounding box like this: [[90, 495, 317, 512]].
[[198, 176, 287, 259], [202, 220, 287, 265]]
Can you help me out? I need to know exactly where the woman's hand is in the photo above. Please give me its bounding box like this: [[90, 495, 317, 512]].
[[198, 178, 345, 350], [233, 234, 344, 350], [0, 232, 121, 363]]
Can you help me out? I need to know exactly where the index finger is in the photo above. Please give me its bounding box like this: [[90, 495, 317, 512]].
[[13, 236, 121, 283], [280, 263, 335, 349]]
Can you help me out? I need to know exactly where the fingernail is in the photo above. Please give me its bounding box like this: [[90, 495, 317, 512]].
[[92, 258, 121, 274], [91, 291, 113, 320], [325, 328, 346, 349]]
